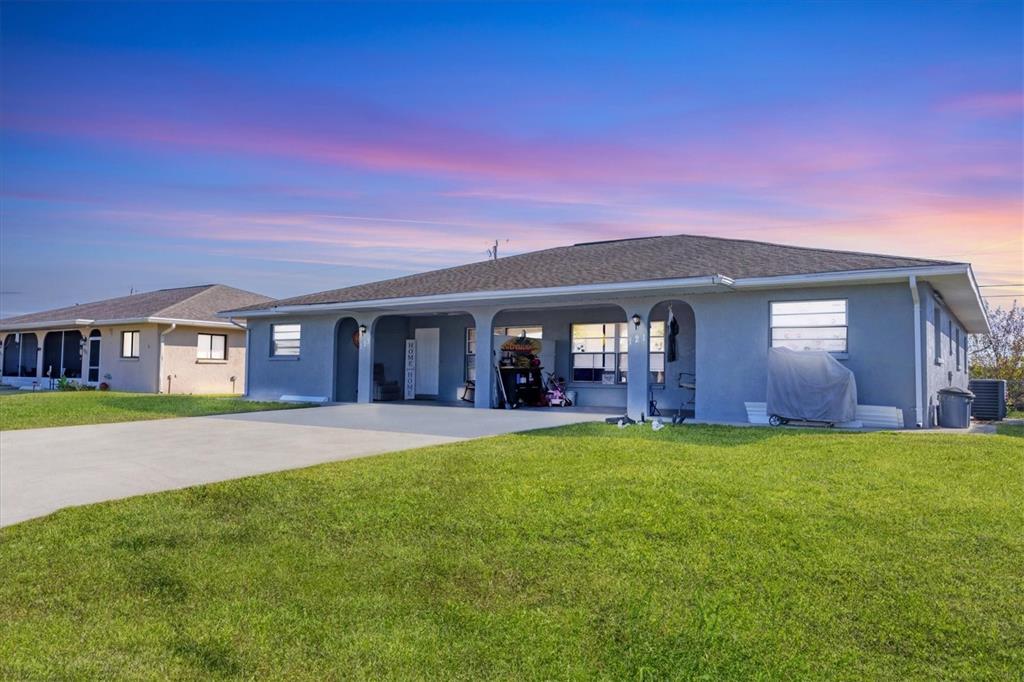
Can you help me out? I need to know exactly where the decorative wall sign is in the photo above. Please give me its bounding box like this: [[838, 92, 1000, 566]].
[[404, 339, 417, 400]]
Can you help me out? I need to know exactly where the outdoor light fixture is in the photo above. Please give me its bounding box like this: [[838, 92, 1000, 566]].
[[631, 313, 642, 329], [358, 324, 368, 334]]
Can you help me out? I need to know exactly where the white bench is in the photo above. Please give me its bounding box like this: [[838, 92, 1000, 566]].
[[744, 402, 904, 429]]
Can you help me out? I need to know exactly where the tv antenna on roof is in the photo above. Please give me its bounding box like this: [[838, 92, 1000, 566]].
[[487, 239, 510, 261]]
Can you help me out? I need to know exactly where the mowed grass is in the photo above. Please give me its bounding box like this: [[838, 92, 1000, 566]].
[[0, 391, 305, 430], [1, 425, 1021, 680]]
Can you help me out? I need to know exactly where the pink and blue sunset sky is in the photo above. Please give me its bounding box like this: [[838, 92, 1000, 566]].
[[1, 1, 1021, 316]]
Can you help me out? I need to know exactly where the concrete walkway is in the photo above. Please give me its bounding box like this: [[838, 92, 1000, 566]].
[[0, 403, 615, 527]]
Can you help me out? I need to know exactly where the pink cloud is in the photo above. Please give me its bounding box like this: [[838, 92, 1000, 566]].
[[943, 91, 1024, 116]]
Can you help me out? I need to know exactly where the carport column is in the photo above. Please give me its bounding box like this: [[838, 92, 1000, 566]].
[[624, 303, 651, 421], [471, 309, 497, 409], [355, 314, 380, 404]]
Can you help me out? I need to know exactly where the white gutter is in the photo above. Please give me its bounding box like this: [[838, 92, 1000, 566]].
[[0, 316, 238, 332], [158, 323, 177, 394], [729, 263, 971, 289], [229, 317, 250, 397], [909, 276, 923, 428]]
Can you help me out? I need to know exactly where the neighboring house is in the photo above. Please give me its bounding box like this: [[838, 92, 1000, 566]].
[[221, 234, 987, 428], [1, 285, 273, 394]]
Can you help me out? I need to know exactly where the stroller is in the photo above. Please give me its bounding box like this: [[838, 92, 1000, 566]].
[[545, 372, 572, 407]]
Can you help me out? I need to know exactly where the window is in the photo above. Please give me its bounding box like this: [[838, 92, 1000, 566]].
[[770, 300, 847, 353], [271, 324, 301, 357], [465, 327, 476, 381], [948, 320, 953, 357], [934, 304, 942, 364], [571, 323, 625, 383], [3, 333, 39, 377], [955, 328, 961, 370], [197, 333, 227, 361], [649, 321, 666, 384], [570, 322, 667, 384], [494, 326, 543, 339], [121, 330, 140, 358]]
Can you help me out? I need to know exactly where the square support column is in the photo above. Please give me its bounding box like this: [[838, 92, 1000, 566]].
[[355, 315, 379, 404], [624, 307, 651, 420], [471, 309, 497, 409]]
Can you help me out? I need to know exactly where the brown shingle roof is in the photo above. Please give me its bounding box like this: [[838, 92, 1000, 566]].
[[230, 233, 954, 313], [0, 284, 273, 330]]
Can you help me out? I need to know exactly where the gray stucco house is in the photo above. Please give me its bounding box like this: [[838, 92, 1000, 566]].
[[222, 234, 987, 428]]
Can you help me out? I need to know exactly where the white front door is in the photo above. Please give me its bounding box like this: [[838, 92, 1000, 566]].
[[414, 328, 440, 396]]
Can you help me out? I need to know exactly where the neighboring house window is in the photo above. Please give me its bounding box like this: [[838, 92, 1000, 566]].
[[3, 333, 39, 377], [197, 333, 227, 361], [934, 304, 942, 364], [121, 330, 140, 359], [948, 320, 953, 358], [465, 327, 476, 381], [571, 322, 625, 383], [271, 324, 301, 357], [955, 328, 962, 370], [770, 300, 848, 352]]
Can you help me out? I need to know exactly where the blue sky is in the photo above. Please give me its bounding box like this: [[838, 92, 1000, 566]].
[[1, 1, 1021, 315]]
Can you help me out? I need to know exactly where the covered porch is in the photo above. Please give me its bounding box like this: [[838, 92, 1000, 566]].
[[1, 328, 100, 389], [333, 297, 698, 420]]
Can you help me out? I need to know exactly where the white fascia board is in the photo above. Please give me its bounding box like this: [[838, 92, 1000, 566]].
[[733, 263, 989, 334], [729, 263, 971, 288], [145, 317, 241, 329], [0, 318, 95, 332], [72, 317, 240, 329], [218, 275, 734, 318]]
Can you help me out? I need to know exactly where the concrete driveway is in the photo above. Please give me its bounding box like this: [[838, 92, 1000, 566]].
[[0, 403, 615, 527]]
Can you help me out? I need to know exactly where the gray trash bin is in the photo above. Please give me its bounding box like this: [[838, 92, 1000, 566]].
[[938, 387, 974, 428]]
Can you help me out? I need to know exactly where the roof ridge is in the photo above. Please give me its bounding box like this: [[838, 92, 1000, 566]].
[[150, 284, 218, 317], [657, 232, 958, 265]]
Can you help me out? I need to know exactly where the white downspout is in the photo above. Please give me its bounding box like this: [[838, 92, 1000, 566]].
[[158, 323, 177, 394], [228, 317, 249, 398], [909, 276, 923, 428]]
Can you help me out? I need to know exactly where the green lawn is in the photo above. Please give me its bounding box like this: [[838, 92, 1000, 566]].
[[0, 391, 305, 430], [995, 423, 1023, 437], [1, 425, 1020, 680]]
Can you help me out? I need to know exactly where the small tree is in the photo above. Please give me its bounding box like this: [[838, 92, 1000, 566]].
[[970, 300, 1023, 410]]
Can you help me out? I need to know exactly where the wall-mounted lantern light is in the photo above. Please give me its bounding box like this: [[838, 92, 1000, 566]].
[[631, 313, 642, 329], [358, 324, 368, 335]]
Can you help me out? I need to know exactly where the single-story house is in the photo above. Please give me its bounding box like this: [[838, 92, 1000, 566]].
[[221, 234, 987, 428], [0, 284, 272, 394]]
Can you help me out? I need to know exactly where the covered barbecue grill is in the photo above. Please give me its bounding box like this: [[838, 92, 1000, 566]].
[[766, 348, 857, 426]]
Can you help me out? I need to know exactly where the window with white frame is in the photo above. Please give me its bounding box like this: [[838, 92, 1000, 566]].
[[271, 324, 301, 357], [770, 300, 848, 353], [571, 322, 625, 383], [464, 326, 543, 381], [570, 322, 665, 384], [465, 327, 476, 381], [494, 325, 543, 339], [934, 303, 942, 364], [121, 330, 141, 358], [197, 333, 227, 361], [955, 328, 961, 370]]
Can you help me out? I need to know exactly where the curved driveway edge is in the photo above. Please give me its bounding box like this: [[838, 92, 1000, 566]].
[[1, 403, 614, 527]]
